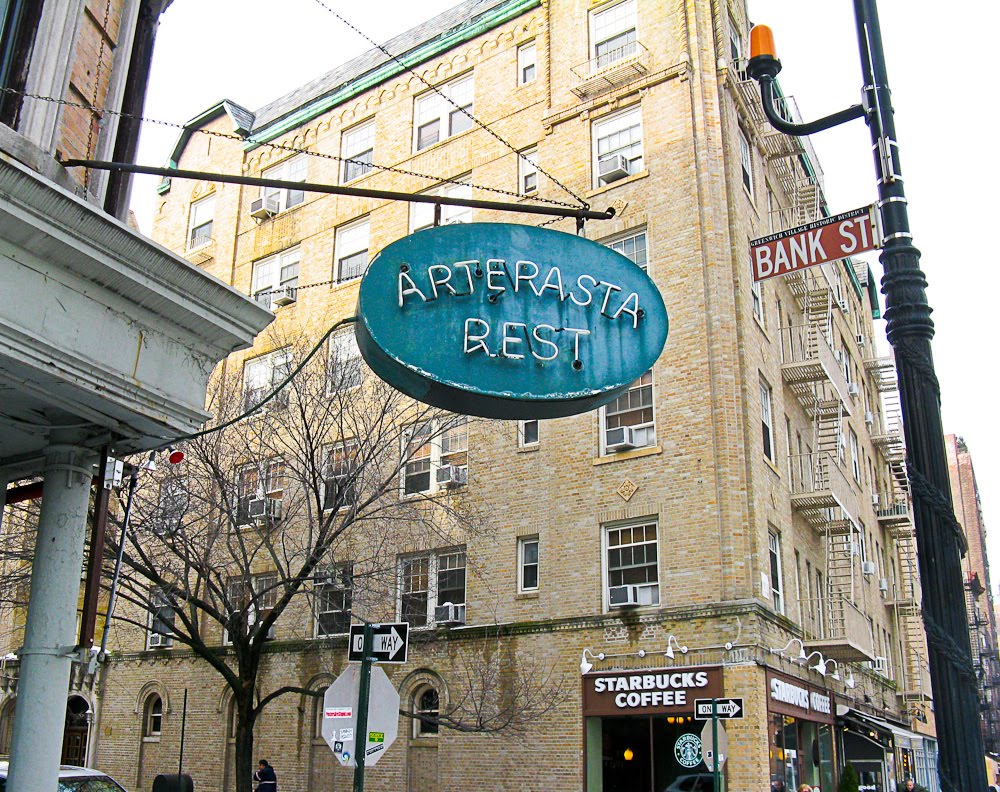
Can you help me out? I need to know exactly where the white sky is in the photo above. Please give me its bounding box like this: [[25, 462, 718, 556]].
[[132, 1, 1000, 587]]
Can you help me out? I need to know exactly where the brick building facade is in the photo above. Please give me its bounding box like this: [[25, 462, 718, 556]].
[[12, 0, 939, 789]]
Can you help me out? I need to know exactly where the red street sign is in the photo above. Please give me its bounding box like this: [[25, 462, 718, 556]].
[[750, 206, 878, 282]]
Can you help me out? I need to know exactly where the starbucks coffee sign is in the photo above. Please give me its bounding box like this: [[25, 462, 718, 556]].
[[356, 223, 668, 418]]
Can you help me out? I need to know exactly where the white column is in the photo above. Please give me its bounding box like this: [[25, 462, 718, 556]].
[[7, 436, 95, 792]]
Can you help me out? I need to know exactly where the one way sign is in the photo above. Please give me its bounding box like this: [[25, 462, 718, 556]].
[[348, 623, 409, 664], [694, 698, 744, 720]]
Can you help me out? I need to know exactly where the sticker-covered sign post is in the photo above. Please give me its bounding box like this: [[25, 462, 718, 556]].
[[356, 223, 668, 419]]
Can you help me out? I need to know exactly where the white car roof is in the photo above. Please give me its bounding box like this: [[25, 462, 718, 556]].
[[0, 760, 117, 778]]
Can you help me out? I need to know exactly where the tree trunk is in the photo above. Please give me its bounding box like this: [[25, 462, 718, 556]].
[[233, 701, 257, 792]]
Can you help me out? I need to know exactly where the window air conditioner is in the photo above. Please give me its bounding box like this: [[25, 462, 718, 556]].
[[608, 584, 641, 607], [871, 492, 881, 507], [856, 333, 866, 347], [148, 631, 172, 648], [435, 464, 468, 488], [247, 497, 282, 523], [247, 497, 268, 518], [878, 577, 889, 594], [434, 602, 466, 625], [605, 426, 638, 452], [250, 195, 280, 219], [864, 410, 874, 425], [270, 285, 297, 306], [837, 298, 850, 314], [598, 153, 630, 184], [861, 560, 877, 576], [872, 655, 888, 673], [848, 382, 860, 396]]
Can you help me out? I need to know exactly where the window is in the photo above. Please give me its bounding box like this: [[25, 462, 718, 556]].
[[251, 247, 300, 307], [154, 476, 188, 536], [236, 459, 285, 525], [315, 562, 353, 636], [519, 147, 538, 194], [225, 573, 278, 643], [738, 128, 753, 195], [187, 195, 215, 249], [410, 178, 472, 232], [518, 419, 539, 447], [402, 417, 468, 495], [729, 20, 743, 65], [323, 439, 358, 510], [242, 348, 292, 411], [605, 521, 659, 606], [413, 686, 440, 736], [399, 549, 466, 627], [605, 228, 647, 271], [328, 328, 363, 391], [760, 379, 774, 462], [601, 370, 654, 453], [335, 217, 369, 282], [751, 277, 764, 323], [147, 590, 175, 649], [414, 73, 474, 151], [850, 427, 861, 482], [143, 695, 163, 738], [261, 155, 307, 212], [768, 528, 784, 614], [517, 41, 536, 84], [593, 106, 643, 186], [518, 536, 539, 592], [591, 0, 637, 68], [341, 120, 374, 183]]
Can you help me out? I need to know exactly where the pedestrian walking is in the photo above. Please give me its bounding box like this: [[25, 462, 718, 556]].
[[254, 758, 277, 792]]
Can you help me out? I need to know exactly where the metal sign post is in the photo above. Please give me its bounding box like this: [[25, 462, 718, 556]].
[[352, 623, 374, 792]]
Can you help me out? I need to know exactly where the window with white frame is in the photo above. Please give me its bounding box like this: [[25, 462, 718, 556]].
[[517, 41, 536, 84], [154, 476, 188, 536], [414, 73, 474, 151], [760, 378, 775, 462], [593, 106, 643, 186], [413, 686, 440, 736], [601, 370, 654, 453], [605, 228, 647, 271], [401, 417, 468, 495], [187, 194, 215, 249], [518, 536, 539, 592], [850, 427, 860, 482], [410, 178, 472, 232], [328, 327, 363, 391], [323, 439, 358, 511], [242, 348, 292, 411], [251, 247, 300, 306], [341, 120, 374, 183], [398, 548, 466, 627], [236, 459, 285, 525], [143, 695, 163, 737], [518, 419, 539, 447], [147, 589, 175, 649], [768, 527, 784, 613], [729, 19, 743, 71], [605, 520, 659, 606], [334, 217, 370, 282], [751, 276, 764, 323], [225, 572, 278, 643], [738, 127, 753, 195], [315, 562, 353, 636], [261, 154, 307, 213], [591, 0, 637, 68], [519, 147, 538, 194]]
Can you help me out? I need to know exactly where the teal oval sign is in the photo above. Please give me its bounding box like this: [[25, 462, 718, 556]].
[[355, 223, 668, 419]]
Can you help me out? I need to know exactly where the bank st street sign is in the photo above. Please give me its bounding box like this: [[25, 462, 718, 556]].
[[356, 223, 669, 419]]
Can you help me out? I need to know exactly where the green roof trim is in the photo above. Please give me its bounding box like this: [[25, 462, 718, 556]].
[[244, 0, 540, 151], [158, 100, 255, 193]]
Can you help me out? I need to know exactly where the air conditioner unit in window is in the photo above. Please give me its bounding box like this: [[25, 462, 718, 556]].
[[434, 602, 466, 625], [247, 497, 268, 518], [878, 577, 889, 594], [608, 584, 641, 607], [856, 333, 866, 347], [148, 629, 172, 648], [871, 492, 881, 507], [246, 497, 281, 524], [598, 153, 630, 184], [605, 426, 637, 453], [270, 285, 297, 306], [864, 410, 874, 425], [872, 655, 888, 673], [250, 195, 280, 219], [837, 298, 850, 314], [861, 560, 877, 576], [435, 464, 467, 488], [848, 382, 860, 396]]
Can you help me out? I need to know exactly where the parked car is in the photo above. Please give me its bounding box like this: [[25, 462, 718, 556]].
[[665, 774, 716, 791], [0, 761, 128, 791]]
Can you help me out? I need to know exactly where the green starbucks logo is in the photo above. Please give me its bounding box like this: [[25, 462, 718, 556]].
[[674, 733, 703, 768]]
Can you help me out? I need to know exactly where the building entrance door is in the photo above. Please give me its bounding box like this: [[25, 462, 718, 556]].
[[61, 695, 90, 765]]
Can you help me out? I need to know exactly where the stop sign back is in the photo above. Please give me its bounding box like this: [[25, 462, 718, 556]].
[[321, 665, 400, 767]]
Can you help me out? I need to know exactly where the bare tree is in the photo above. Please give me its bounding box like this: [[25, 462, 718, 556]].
[[99, 332, 565, 791]]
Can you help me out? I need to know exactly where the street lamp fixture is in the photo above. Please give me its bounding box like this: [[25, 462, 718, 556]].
[[665, 635, 688, 660], [580, 648, 605, 675], [804, 651, 828, 676], [774, 637, 807, 661]]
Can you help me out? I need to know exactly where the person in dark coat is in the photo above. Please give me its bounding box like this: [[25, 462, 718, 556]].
[[254, 759, 277, 791]]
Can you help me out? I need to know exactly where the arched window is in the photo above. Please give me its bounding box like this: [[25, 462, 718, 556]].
[[143, 694, 162, 738], [413, 686, 439, 737]]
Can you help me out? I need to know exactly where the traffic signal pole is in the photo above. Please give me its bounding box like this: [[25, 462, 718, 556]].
[[747, 3, 986, 790]]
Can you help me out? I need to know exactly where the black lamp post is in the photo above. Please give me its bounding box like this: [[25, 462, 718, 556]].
[[747, 2, 984, 791]]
